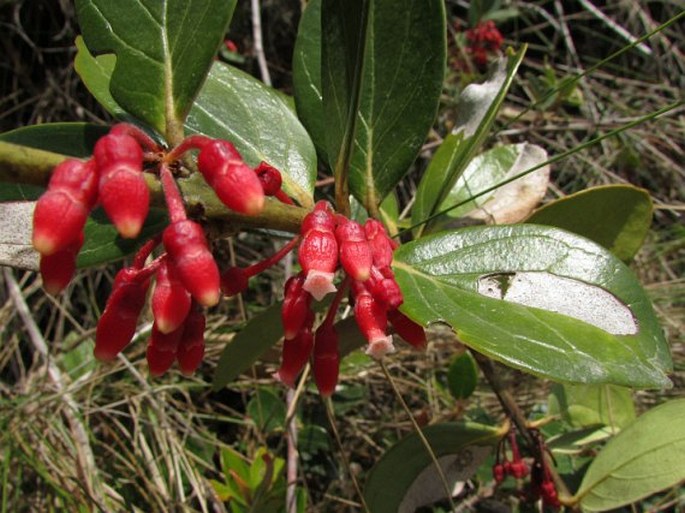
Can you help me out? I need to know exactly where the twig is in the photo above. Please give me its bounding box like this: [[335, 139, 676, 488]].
[[251, 0, 272, 86], [470, 350, 576, 507]]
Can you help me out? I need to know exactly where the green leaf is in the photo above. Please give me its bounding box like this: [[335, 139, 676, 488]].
[[412, 48, 526, 234], [78, 207, 167, 267], [575, 399, 685, 512], [315, 0, 445, 209], [75, 0, 236, 140], [527, 185, 653, 262], [74, 36, 125, 118], [247, 389, 286, 434], [186, 62, 316, 207], [549, 383, 636, 430], [446, 352, 479, 400], [212, 303, 283, 390], [292, 0, 325, 156], [364, 422, 501, 513], [393, 225, 672, 388], [0, 122, 108, 158], [434, 142, 549, 228]]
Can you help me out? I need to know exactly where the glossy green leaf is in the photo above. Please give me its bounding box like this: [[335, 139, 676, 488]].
[[393, 225, 672, 388], [313, 0, 445, 208], [412, 48, 526, 234], [447, 352, 479, 400], [0, 122, 107, 158], [292, 0, 325, 156], [212, 303, 283, 390], [186, 62, 317, 206], [74, 36, 125, 118], [575, 399, 685, 512], [364, 422, 501, 513], [433, 142, 549, 228], [549, 383, 636, 430], [75, 0, 236, 138], [527, 185, 653, 262]]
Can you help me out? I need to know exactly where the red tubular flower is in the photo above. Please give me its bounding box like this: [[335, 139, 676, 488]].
[[163, 220, 220, 307], [275, 311, 314, 388], [281, 273, 313, 340], [197, 139, 265, 216], [312, 322, 339, 397], [94, 133, 149, 238], [254, 161, 282, 196], [32, 159, 98, 256], [220, 266, 249, 297], [94, 268, 151, 361], [151, 260, 192, 334], [177, 309, 206, 375], [299, 203, 339, 300], [367, 266, 403, 309], [353, 289, 395, 359], [39, 232, 84, 295], [147, 322, 186, 376], [387, 309, 427, 350], [336, 219, 372, 282]]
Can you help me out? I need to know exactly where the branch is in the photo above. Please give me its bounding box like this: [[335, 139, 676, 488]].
[[0, 141, 309, 233]]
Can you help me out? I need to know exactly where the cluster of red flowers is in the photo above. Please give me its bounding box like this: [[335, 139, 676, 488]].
[[493, 429, 561, 508], [32, 123, 424, 389], [465, 20, 504, 68]]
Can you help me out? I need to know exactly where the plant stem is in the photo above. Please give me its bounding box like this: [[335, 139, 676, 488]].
[[470, 350, 576, 506], [160, 164, 187, 223]]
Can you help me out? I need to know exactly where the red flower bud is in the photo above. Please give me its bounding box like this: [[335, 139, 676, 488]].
[[151, 260, 192, 334], [94, 268, 150, 361], [163, 220, 220, 307], [94, 133, 149, 238], [220, 267, 249, 297], [312, 322, 339, 397], [336, 219, 372, 281], [254, 162, 283, 196], [39, 232, 84, 295], [32, 159, 98, 255], [364, 219, 396, 268], [492, 463, 505, 483], [197, 139, 265, 216], [541, 480, 560, 508], [177, 309, 206, 375], [368, 267, 403, 309], [510, 460, 529, 479], [387, 309, 427, 350], [275, 316, 314, 388], [281, 273, 313, 340]]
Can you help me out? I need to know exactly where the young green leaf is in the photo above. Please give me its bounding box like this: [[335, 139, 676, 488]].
[[412, 48, 526, 235], [364, 422, 501, 513], [75, 0, 236, 142], [393, 225, 672, 388], [304, 0, 445, 211], [549, 383, 636, 430], [527, 185, 653, 262], [446, 352, 479, 400], [575, 399, 685, 512]]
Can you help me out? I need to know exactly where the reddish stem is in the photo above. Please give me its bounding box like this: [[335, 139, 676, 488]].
[[274, 190, 295, 205], [164, 135, 213, 162], [160, 164, 187, 223], [244, 236, 300, 278], [110, 123, 161, 152], [132, 235, 162, 269], [135, 253, 167, 282], [323, 276, 350, 328]]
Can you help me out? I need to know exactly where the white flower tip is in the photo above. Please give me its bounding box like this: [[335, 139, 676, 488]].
[[303, 270, 337, 301], [365, 336, 396, 360]]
